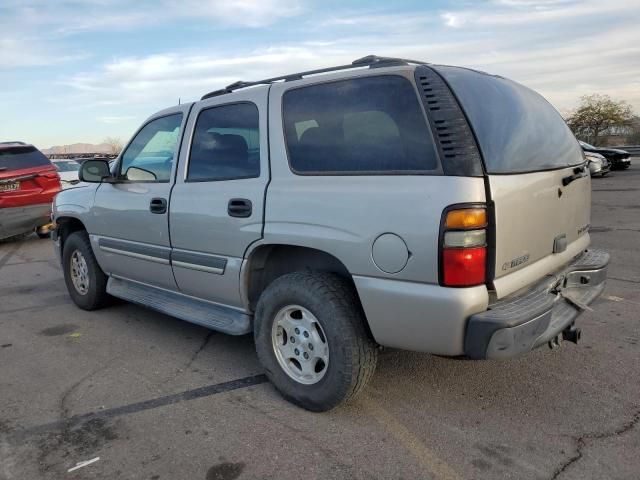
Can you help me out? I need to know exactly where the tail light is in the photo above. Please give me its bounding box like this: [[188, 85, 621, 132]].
[[440, 206, 487, 287], [41, 172, 60, 180]]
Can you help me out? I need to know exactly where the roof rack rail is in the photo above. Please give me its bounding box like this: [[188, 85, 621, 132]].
[[200, 55, 427, 100]]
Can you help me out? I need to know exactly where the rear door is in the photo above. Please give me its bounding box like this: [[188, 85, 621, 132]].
[[434, 66, 590, 298], [169, 87, 269, 308], [0, 145, 60, 208], [91, 106, 191, 290]]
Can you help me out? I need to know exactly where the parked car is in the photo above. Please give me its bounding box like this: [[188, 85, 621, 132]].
[[72, 156, 113, 164], [53, 55, 609, 411], [52, 159, 82, 188], [579, 141, 631, 170], [585, 151, 610, 177], [1, 142, 61, 240]]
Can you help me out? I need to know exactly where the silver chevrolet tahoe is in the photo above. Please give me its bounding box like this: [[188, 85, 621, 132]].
[[52, 55, 609, 411]]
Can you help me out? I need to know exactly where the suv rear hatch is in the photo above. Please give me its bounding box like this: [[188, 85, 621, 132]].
[[0, 145, 61, 208], [434, 66, 590, 299]]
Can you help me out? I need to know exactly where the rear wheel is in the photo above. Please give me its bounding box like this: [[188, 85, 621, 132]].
[[254, 271, 377, 411], [62, 231, 109, 310]]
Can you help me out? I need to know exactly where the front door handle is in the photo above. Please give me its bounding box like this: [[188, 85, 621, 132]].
[[228, 198, 252, 218], [149, 197, 167, 214]]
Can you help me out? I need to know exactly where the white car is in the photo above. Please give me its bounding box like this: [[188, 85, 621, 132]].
[[584, 151, 610, 177], [52, 160, 81, 188]]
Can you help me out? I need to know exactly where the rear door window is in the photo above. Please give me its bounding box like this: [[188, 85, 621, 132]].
[[283, 75, 439, 174], [0, 146, 51, 172], [187, 103, 260, 182], [434, 66, 583, 174]]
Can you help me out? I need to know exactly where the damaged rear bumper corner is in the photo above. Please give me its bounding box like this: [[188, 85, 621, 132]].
[[464, 248, 609, 360]]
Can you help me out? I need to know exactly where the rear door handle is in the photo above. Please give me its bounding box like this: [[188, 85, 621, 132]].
[[149, 197, 167, 214], [227, 198, 252, 218]]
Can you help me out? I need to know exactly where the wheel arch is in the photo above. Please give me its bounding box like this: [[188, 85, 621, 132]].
[[242, 244, 375, 334], [55, 215, 87, 256]]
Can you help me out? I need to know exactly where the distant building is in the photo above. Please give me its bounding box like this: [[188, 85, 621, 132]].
[[599, 116, 640, 146]]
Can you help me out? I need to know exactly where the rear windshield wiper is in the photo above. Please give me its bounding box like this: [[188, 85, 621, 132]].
[[562, 165, 588, 186]]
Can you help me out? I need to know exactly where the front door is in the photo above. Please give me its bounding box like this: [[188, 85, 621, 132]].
[[91, 106, 191, 289], [169, 88, 269, 307]]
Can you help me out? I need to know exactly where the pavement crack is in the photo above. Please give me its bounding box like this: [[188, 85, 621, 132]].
[[0, 243, 21, 271], [60, 364, 112, 420], [161, 331, 215, 386], [185, 331, 214, 371], [551, 408, 640, 479]]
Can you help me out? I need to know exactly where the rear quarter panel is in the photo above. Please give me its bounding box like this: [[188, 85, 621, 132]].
[[264, 70, 487, 283]]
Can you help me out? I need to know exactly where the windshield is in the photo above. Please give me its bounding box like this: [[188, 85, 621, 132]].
[[434, 66, 584, 174], [54, 161, 80, 172], [0, 146, 51, 172]]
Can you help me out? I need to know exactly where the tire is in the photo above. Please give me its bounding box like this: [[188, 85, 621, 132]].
[[62, 231, 109, 310], [254, 271, 377, 411]]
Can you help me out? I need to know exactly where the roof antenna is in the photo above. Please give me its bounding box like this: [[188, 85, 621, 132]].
[[178, 97, 181, 105]]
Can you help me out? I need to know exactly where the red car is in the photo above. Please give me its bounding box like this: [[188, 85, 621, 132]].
[[0, 142, 61, 240]]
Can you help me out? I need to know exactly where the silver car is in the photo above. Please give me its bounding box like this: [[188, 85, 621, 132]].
[[52, 55, 609, 411], [585, 151, 610, 177]]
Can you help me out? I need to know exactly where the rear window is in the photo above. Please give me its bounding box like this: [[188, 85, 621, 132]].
[[54, 161, 80, 172], [283, 75, 439, 174], [0, 146, 51, 172], [434, 66, 583, 174]]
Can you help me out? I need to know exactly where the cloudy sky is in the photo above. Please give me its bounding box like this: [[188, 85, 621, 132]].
[[1, 0, 638, 149]]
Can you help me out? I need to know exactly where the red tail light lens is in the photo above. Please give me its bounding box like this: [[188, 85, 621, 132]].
[[41, 172, 60, 179], [442, 247, 486, 287], [440, 206, 487, 287]]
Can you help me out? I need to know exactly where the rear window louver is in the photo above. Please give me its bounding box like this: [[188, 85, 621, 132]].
[[414, 66, 483, 177]]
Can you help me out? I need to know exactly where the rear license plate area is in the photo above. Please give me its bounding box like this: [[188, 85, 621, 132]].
[[0, 182, 20, 192]]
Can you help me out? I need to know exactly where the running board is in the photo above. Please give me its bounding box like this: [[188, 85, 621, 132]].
[[107, 277, 252, 335]]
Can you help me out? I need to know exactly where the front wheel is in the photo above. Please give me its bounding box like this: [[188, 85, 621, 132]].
[[62, 231, 110, 310], [254, 271, 377, 411]]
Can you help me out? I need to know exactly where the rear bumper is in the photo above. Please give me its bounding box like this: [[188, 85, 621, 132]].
[[464, 248, 609, 359], [0, 203, 51, 240]]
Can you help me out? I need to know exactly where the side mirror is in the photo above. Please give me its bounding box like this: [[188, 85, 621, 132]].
[[79, 159, 112, 183], [125, 166, 157, 181]]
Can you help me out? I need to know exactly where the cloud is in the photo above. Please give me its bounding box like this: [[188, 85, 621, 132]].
[[2, 0, 305, 34], [60, 47, 328, 108], [440, 0, 637, 27], [0, 35, 88, 68]]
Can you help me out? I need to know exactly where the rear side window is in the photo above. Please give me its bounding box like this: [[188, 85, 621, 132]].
[[0, 146, 51, 172], [434, 66, 583, 174], [283, 76, 439, 174], [188, 103, 260, 182]]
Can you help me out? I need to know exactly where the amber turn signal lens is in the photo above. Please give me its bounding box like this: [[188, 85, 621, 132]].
[[445, 208, 487, 229]]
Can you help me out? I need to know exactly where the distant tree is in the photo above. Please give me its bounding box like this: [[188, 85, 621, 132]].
[[566, 94, 634, 146], [103, 136, 124, 155]]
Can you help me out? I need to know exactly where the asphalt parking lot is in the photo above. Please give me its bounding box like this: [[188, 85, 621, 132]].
[[1, 165, 639, 480]]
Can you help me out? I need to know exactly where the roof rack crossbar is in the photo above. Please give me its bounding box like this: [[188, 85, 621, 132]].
[[200, 55, 428, 100]]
